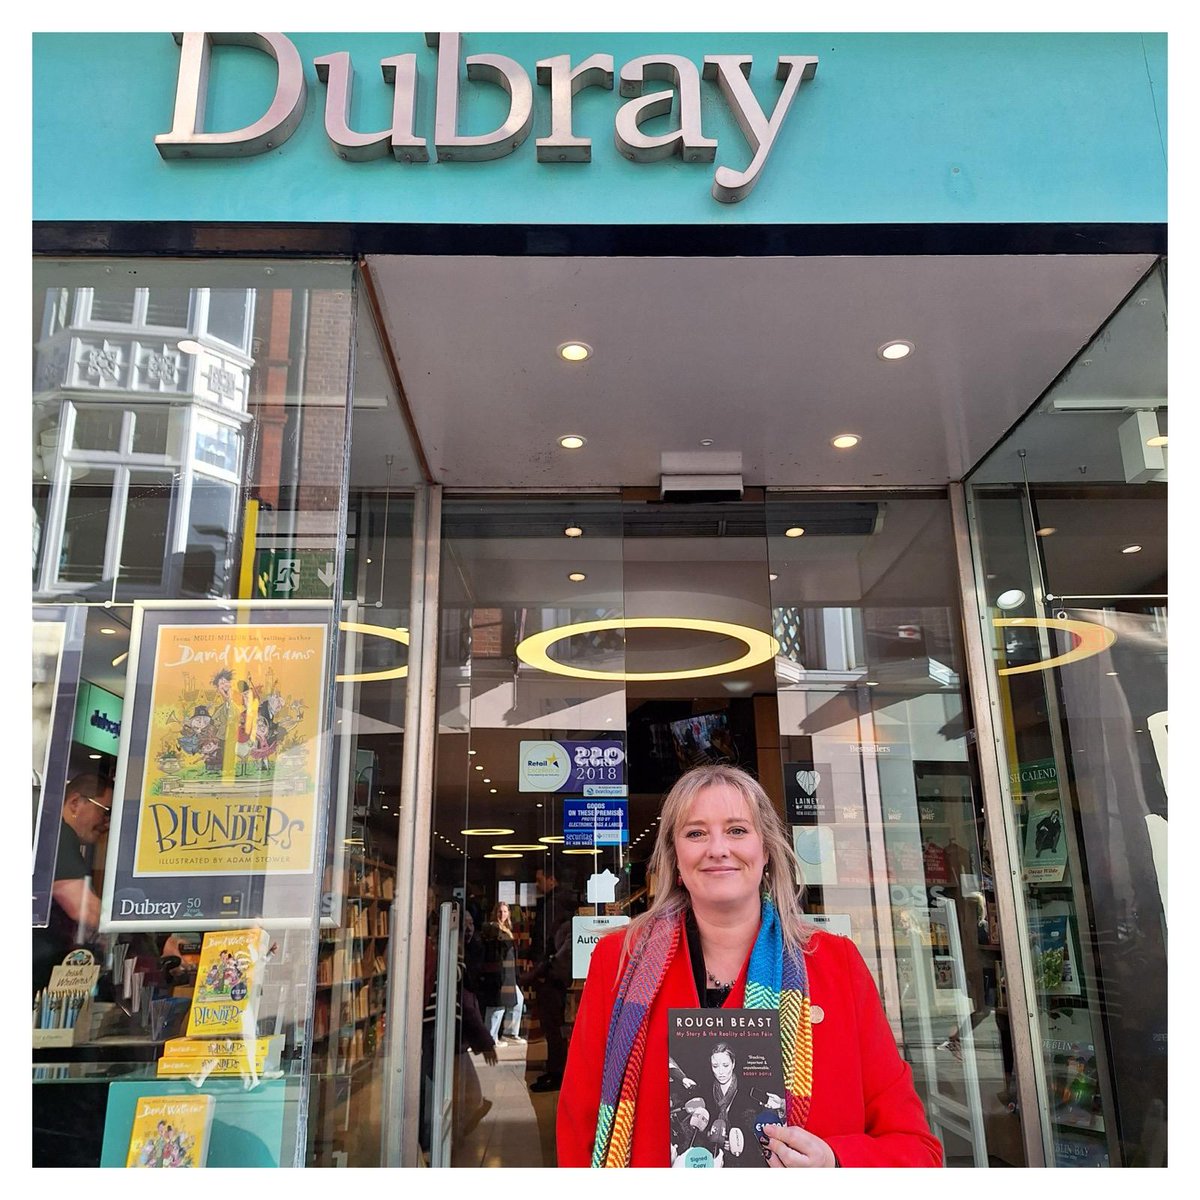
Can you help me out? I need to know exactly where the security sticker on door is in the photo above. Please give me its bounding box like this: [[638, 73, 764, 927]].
[[518, 739, 625, 792]]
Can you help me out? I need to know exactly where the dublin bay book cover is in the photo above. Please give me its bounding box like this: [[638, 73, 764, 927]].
[[667, 1008, 786, 1167], [125, 1095, 215, 1167], [185, 927, 272, 1038]]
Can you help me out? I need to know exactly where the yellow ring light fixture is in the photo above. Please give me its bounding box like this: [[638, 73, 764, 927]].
[[336, 622, 410, 683], [563, 848, 603, 855], [994, 617, 1117, 676], [461, 828, 515, 837], [485, 853, 523, 859], [491, 844, 549, 851], [515, 617, 780, 682], [538, 835, 565, 844]]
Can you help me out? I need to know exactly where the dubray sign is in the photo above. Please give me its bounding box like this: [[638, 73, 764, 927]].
[[155, 32, 818, 203]]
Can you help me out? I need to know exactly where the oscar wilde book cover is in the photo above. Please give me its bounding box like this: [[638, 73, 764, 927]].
[[667, 1008, 786, 1167], [185, 927, 271, 1038], [125, 1094, 215, 1168]]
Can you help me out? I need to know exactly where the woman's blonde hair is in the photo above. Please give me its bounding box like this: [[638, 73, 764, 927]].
[[625, 763, 810, 958], [490, 900, 512, 932]]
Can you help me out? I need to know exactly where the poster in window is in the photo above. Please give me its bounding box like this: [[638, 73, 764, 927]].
[[1014, 758, 1068, 884], [32, 606, 86, 927], [101, 601, 333, 930], [783, 761, 832, 823]]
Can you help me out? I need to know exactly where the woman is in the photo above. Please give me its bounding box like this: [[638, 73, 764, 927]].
[[557, 764, 943, 1167], [480, 901, 525, 1045]]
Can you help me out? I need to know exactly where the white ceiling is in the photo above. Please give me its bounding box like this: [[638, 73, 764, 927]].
[[358, 253, 1157, 489]]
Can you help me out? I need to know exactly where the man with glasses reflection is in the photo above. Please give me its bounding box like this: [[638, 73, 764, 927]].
[[32, 772, 111, 993]]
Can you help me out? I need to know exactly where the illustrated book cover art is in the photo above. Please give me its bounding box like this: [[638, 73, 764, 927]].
[[1022, 788, 1068, 884], [134, 621, 328, 878], [185, 927, 272, 1038], [667, 1008, 786, 1168], [1031, 911, 1082, 997], [125, 1094, 215, 1168], [158, 1033, 284, 1076]]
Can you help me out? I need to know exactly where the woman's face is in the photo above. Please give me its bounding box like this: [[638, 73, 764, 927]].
[[711, 1051, 735, 1086], [498, 903, 509, 923], [674, 782, 767, 916]]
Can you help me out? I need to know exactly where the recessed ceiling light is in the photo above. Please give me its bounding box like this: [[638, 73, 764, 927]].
[[1107, 671, 1119, 677], [769, 573, 778, 581], [483, 778, 491, 783], [461, 828, 515, 836], [785, 527, 805, 538], [475, 764, 483, 770], [88, 753, 102, 760], [100, 627, 118, 635], [996, 588, 1027, 610], [366, 557, 373, 564], [468, 749, 477, 755], [557, 342, 592, 362], [1121, 544, 1142, 554], [1146, 435, 1168, 448], [865, 681, 879, 687], [877, 340, 914, 361], [536, 802, 544, 809], [568, 572, 587, 582], [564, 525, 583, 538], [176, 339, 204, 356], [1036, 527, 1056, 537], [831, 434, 861, 449], [489, 788, 497, 793], [699, 438, 715, 447], [558, 434, 586, 450]]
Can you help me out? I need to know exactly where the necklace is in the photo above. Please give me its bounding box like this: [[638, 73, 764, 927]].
[[706, 967, 735, 991]]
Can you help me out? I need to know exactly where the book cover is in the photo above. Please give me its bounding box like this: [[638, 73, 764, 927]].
[[1031, 912, 1081, 997], [125, 1094, 215, 1168], [667, 1008, 786, 1168], [1022, 788, 1068, 884], [186, 927, 271, 1038]]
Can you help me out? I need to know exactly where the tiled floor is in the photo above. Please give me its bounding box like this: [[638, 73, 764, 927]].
[[451, 1037, 557, 1167]]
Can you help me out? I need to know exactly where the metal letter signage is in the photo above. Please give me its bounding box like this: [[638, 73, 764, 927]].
[[155, 32, 307, 158], [429, 32, 534, 162], [155, 33, 819, 201], [703, 54, 819, 203], [535, 54, 614, 163]]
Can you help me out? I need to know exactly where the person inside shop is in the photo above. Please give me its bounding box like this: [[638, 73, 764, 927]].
[[32, 771, 111, 994], [557, 763, 944, 1167], [481, 901, 525, 1046], [526, 869, 574, 1093]]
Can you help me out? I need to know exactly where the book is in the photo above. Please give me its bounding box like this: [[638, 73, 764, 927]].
[[125, 1094, 215, 1168], [1031, 911, 1081, 997], [186, 927, 272, 1038], [158, 1034, 284, 1077], [667, 1008, 786, 1168]]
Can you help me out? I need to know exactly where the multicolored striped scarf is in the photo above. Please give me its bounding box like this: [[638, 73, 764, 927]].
[[590, 895, 812, 1168]]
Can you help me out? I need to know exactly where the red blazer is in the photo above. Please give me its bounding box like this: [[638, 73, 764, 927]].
[[557, 926, 943, 1167]]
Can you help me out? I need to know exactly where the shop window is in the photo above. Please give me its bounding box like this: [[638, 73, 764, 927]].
[[119, 472, 174, 588]]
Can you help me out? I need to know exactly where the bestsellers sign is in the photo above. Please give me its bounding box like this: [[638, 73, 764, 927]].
[[154, 32, 818, 203]]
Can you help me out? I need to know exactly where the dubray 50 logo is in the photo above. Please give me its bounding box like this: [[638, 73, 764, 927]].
[[518, 741, 571, 792]]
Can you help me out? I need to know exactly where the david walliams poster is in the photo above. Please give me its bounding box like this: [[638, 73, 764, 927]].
[[134, 622, 327, 877]]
